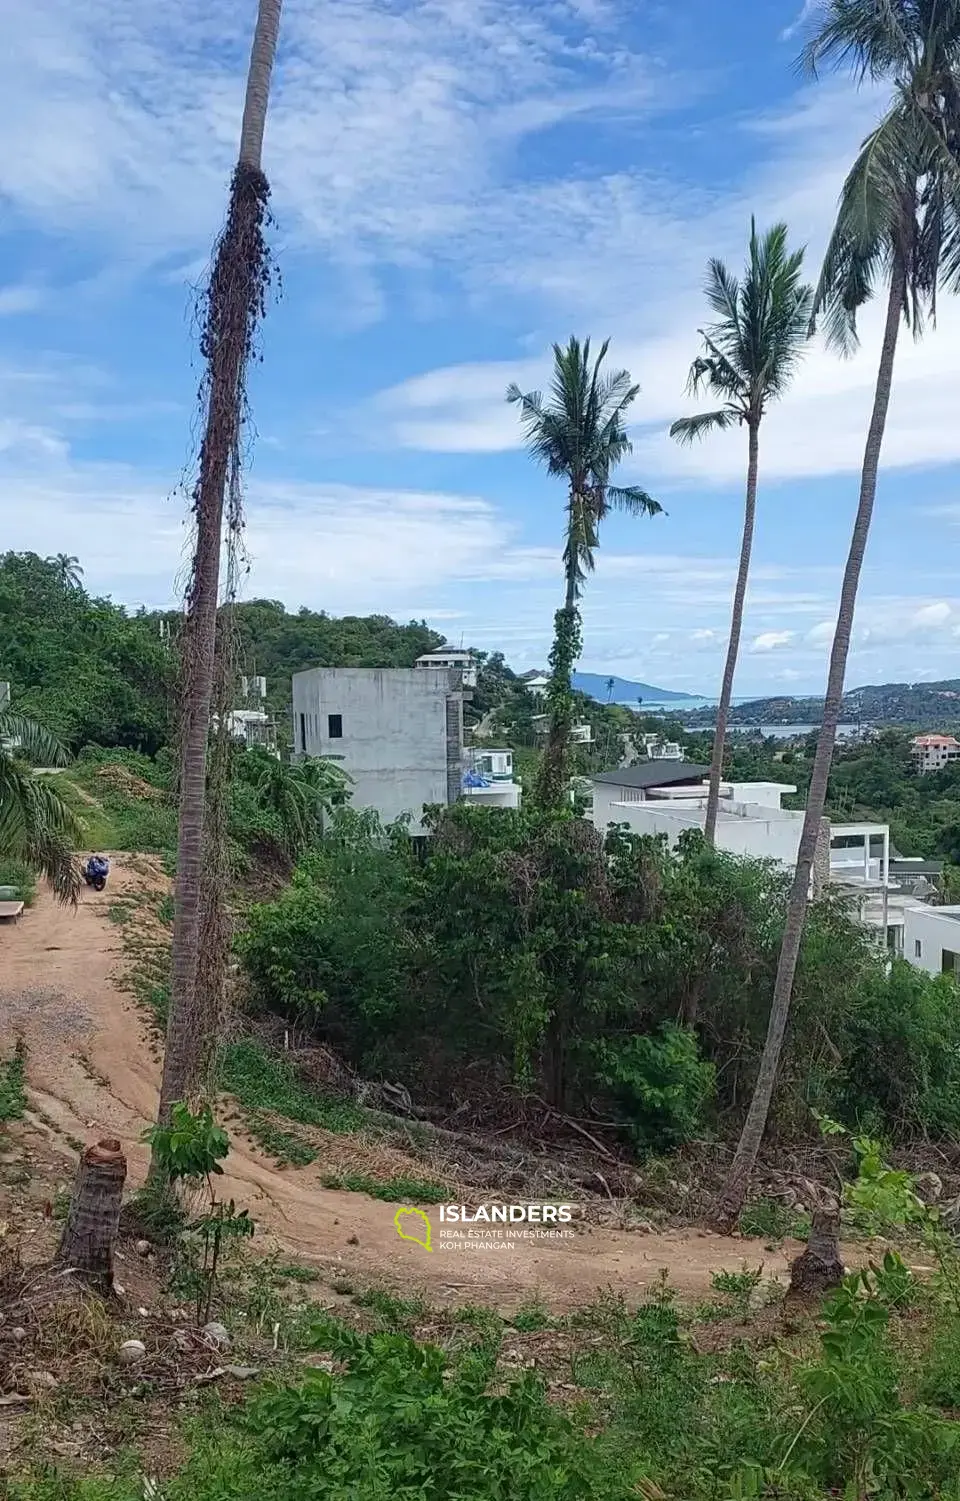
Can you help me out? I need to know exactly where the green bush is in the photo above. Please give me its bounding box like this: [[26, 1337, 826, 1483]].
[[0, 1040, 27, 1125], [591, 1024, 714, 1151]]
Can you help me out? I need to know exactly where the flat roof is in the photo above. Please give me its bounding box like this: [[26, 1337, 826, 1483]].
[[593, 762, 709, 790]]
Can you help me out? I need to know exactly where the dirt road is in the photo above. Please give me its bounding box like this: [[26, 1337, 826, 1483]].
[[0, 858, 808, 1308]]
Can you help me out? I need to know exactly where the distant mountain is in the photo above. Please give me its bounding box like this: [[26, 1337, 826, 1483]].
[[683, 679, 960, 729], [572, 672, 701, 705]]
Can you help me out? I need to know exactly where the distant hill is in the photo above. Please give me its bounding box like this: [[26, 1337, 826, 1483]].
[[683, 679, 960, 730], [572, 672, 700, 705]]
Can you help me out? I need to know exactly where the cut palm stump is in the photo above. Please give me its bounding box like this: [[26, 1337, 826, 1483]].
[[57, 1138, 127, 1293]]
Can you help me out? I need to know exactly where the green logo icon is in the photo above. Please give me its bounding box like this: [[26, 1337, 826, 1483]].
[[394, 1206, 433, 1251]]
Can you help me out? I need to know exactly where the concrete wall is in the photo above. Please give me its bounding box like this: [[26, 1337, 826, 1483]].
[[601, 799, 805, 866], [903, 905, 960, 976], [291, 667, 460, 833]]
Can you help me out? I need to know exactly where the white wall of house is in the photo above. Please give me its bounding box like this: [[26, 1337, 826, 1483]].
[[605, 797, 806, 865], [292, 667, 461, 833], [902, 905, 960, 976]]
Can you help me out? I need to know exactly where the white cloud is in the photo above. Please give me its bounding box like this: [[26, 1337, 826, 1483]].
[[0, 0, 661, 272], [0, 283, 44, 315], [913, 601, 951, 627], [806, 619, 836, 646], [750, 631, 794, 653]]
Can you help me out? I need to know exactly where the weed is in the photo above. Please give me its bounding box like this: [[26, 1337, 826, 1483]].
[[218, 1040, 366, 1134], [244, 1112, 317, 1168], [272, 1261, 321, 1284], [51, 1186, 71, 1222], [0, 1039, 27, 1126], [709, 1265, 764, 1319], [509, 1295, 552, 1332], [320, 1169, 446, 1203], [450, 1303, 503, 1339], [353, 1287, 426, 1326], [330, 1279, 354, 1295], [738, 1197, 808, 1242]]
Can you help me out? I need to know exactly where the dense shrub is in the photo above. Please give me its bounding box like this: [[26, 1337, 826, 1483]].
[[239, 803, 937, 1143]]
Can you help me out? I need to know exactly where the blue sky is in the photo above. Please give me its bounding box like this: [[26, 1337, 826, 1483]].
[[3, 0, 960, 697]]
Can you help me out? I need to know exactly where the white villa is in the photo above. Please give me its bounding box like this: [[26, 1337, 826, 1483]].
[[589, 763, 942, 963]]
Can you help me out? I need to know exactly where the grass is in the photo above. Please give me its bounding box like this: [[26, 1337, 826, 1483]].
[[0, 857, 37, 905], [218, 1040, 367, 1135], [352, 1287, 427, 1325], [244, 1112, 318, 1168], [738, 1196, 810, 1242], [0, 1040, 28, 1126], [320, 1170, 447, 1204]]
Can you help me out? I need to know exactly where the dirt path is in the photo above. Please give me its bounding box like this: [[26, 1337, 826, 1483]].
[[0, 858, 808, 1309]]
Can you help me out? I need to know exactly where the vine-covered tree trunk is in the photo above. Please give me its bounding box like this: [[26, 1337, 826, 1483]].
[[56, 1139, 127, 1292], [704, 421, 759, 845], [715, 260, 906, 1227], [158, 0, 283, 1135]]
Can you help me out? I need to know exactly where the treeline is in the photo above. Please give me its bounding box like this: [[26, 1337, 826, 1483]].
[[0, 552, 172, 754], [0, 553, 445, 753], [239, 804, 960, 1149]]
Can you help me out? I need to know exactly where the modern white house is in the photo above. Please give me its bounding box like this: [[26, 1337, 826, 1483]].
[[590, 764, 903, 945], [522, 671, 550, 699], [911, 734, 960, 773], [903, 905, 960, 977], [462, 748, 522, 810], [415, 649, 478, 689]]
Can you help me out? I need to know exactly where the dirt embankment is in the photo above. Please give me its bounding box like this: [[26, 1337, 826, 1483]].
[[0, 858, 810, 1309]]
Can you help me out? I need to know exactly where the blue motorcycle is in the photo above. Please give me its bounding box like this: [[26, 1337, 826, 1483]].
[[84, 855, 110, 892]]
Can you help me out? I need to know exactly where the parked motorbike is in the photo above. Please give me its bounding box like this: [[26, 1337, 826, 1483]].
[[84, 855, 110, 892]]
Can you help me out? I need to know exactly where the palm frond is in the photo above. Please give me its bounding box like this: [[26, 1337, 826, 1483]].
[[669, 409, 741, 445], [508, 335, 660, 584], [811, 105, 917, 350], [805, 0, 960, 342], [606, 485, 664, 516], [0, 713, 70, 767], [671, 219, 812, 436]]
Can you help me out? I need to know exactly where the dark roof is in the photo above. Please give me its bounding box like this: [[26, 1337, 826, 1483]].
[[592, 762, 709, 790]]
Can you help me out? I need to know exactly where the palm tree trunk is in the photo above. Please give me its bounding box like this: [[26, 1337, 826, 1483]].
[[535, 514, 583, 810], [157, 0, 282, 1131], [704, 420, 759, 846], [715, 260, 905, 1227]]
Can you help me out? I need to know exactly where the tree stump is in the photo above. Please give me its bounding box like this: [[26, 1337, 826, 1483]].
[[788, 1201, 844, 1298], [56, 1138, 127, 1293]]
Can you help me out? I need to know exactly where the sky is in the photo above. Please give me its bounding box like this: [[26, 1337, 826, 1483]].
[[3, 0, 960, 698]]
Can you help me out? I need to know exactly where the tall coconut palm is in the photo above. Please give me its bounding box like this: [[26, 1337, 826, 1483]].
[[671, 222, 812, 846], [717, 0, 960, 1225], [46, 555, 83, 590], [507, 338, 661, 809], [158, 0, 284, 1134], [0, 713, 82, 902]]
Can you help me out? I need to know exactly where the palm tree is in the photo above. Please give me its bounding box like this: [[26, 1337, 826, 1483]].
[[254, 754, 351, 858], [0, 713, 82, 902], [46, 555, 83, 590], [717, 0, 960, 1226], [507, 338, 661, 808], [158, 0, 284, 1134], [671, 222, 812, 846]]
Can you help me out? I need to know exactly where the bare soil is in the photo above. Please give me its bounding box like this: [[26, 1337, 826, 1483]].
[[0, 857, 814, 1310]]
